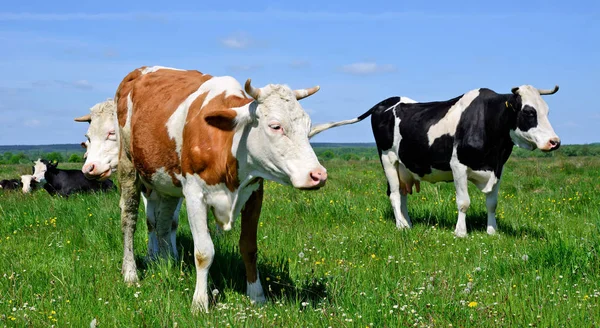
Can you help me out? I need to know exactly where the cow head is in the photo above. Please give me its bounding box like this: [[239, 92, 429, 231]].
[[31, 158, 56, 184], [233, 79, 327, 189], [509, 85, 561, 152], [21, 174, 37, 193], [74, 100, 119, 181]]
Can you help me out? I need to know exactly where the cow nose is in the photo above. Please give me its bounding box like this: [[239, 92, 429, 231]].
[[309, 168, 328, 186], [83, 163, 96, 175], [548, 137, 561, 150]]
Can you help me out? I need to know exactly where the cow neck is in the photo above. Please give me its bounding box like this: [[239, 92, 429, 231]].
[[46, 166, 60, 183], [229, 101, 257, 185], [491, 93, 521, 165]]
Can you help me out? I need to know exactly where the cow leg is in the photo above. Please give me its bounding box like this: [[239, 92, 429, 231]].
[[182, 178, 213, 313], [141, 192, 159, 260], [450, 161, 470, 238], [118, 154, 141, 283], [169, 198, 184, 260], [400, 193, 410, 225], [381, 151, 411, 229], [485, 181, 501, 235], [239, 182, 266, 304], [153, 194, 181, 260]]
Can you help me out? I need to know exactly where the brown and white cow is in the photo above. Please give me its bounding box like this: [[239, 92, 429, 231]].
[[75, 100, 183, 260], [115, 66, 328, 312]]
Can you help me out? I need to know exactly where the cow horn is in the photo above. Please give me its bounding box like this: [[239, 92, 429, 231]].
[[244, 79, 261, 99], [74, 114, 91, 122], [537, 85, 559, 95], [295, 86, 320, 100]]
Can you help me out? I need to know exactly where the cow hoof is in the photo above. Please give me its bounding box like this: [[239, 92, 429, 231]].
[[248, 293, 267, 305], [190, 302, 209, 314], [454, 230, 468, 238], [247, 280, 266, 305], [487, 226, 497, 235], [122, 271, 138, 284], [191, 295, 209, 314], [395, 220, 412, 230]]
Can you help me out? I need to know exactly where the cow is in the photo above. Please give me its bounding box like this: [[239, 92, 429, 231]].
[[20, 174, 39, 193], [316, 85, 561, 237], [113, 65, 330, 313], [74, 100, 183, 260], [32, 159, 116, 197], [0, 179, 21, 190]]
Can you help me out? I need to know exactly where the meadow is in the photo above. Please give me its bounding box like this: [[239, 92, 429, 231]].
[[0, 154, 599, 327]]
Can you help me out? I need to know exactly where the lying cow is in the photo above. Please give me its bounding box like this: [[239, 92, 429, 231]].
[[113, 65, 332, 312], [32, 159, 115, 197], [75, 100, 183, 260], [0, 179, 21, 190], [320, 85, 562, 237]]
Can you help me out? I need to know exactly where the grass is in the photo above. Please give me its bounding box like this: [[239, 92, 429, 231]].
[[0, 156, 599, 327]]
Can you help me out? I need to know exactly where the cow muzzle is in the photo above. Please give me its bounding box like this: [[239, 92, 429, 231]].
[[539, 137, 561, 152], [82, 162, 112, 180], [296, 167, 328, 190]]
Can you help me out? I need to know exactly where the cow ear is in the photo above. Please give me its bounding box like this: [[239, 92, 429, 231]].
[[204, 109, 237, 131]]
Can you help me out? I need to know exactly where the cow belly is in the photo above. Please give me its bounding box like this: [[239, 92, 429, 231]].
[[401, 165, 497, 193], [183, 174, 236, 231], [143, 168, 184, 197], [411, 168, 453, 184], [467, 169, 497, 193]]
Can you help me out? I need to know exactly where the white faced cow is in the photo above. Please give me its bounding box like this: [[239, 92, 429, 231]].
[[74, 100, 183, 260], [114, 66, 329, 312], [316, 85, 561, 237]]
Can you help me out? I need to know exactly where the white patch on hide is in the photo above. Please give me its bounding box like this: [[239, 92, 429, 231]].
[[427, 89, 480, 146]]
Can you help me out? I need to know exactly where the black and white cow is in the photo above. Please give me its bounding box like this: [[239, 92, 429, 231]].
[[0, 179, 22, 190], [317, 85, 561, 237], [31, 159, 116, 197]]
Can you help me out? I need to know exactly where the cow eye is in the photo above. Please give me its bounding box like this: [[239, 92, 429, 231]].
[[269, 124, 283, 133]]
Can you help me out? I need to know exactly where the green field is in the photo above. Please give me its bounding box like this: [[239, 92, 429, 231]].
[[0, 155, 599, 327]]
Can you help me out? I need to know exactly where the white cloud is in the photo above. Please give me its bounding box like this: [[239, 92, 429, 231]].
[[220, 33, 255, 49], [339, 62, 397, 75], [24, 119, 40, 127], [590, 113, 600, 120]]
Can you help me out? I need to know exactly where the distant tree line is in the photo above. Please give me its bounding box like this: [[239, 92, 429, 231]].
[[0, 151, 84, 165], [0, 143, 598, 165]]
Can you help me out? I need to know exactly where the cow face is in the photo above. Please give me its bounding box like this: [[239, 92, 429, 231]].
[[509, 85, 561, 152], [74, 100, 119, 180], [242, 80, 327, 189], [21, 175, 36, 193], [31, 159, 55, 184]]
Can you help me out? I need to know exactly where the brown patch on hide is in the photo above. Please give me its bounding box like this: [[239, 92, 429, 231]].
[[180, 88, 252, 191]]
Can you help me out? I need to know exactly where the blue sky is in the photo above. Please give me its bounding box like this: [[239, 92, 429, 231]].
[[0, 0, 598, 145]]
